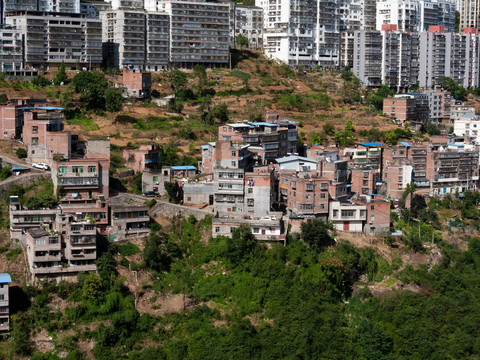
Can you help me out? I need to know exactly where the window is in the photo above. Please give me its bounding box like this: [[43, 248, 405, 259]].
[[32, 126, 38, 133], [88, 166, 96, 173], [49, 237, 59, 244], [85, 225, 94, 231], [232, 151, 236, 156], [35, 238, 46, 245], [85, 249, 95, 254], [59, 166, 67, 173], [363, 180, 368, 186], [363, 172, 369, 178], [320, 204, 325, 209], [153, 176, 159, 182], [341, 210, 354, 217], [253, 227, 259, 233], [215, 227, 220, 233], [306, 194, 311, 199], [371, 205, 375, 210], [248, 188, 253, 194], [370, 215, 375, 221], [231, 161, 236, 167], [0, 295, 3, 300], [118, 226, 122, 230], [72, 166, 83, 173], [333, 210, 338, 217], [32, 137, 38, 145], [320, 193, 326, 199], [230, 227, 235, 233]]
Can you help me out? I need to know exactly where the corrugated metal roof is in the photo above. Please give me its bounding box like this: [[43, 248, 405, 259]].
[[276, 155, 317, 164], [0, 273, 12, 283], [247, 122, 278, 127]]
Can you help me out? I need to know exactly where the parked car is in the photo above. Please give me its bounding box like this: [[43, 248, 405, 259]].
[[32, 162, 50, 170], [142, 191, 158, 197]]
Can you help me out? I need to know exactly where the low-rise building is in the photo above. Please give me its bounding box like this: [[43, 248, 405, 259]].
[[0, 98, 47, 140], [26, 228, 63, 281], [110, 203, 150, 241], [9, 197, 60, 244], [278, 170, 329, 218], [0, 273, 11, 332], [329, 200, 367, 232], [142, 167, 170, 196], [23, 107, 71, 164], [183, 183, 213, 205], [212, 212, 285, 241], [123, 144, 161, 173], [121, 69, 152, 98], [353, 195, 391, 235]]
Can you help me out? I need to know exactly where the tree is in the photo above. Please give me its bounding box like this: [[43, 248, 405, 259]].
[[300, 218, 334, 251], [10, 312, 32, 356], [236, 34, 249, 49], [427, 123, 441, 136], [54, 61, 68, 85], [0, 93, 8, 105], [334, 121, 355, 146], [323, 123, 335, 136], [16, 148, 27, 159], [226, 226, 256, 265], [169, 69, 188, 92], [60, 84, 76, 109], [72, 71, 108, 109], [455, 10, 460, 33], [32, 75, 50, 87], [105, 88, 124, 112], [143, 233, 172, 272], [164, 181, 180, 202]]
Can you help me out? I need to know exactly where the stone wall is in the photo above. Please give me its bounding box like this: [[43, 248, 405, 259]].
[[149, 200, 212, 220], [0, 172, 46, 197]]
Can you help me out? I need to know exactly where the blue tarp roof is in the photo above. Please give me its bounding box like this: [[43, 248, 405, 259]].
[[0, 273, 12, 283], [21, 106, 64, 110], [171, 166, 196, 171], [358, 142, 382, 147], [400, 142, 411, 147], [201, 145, 209, 150], [12, 167, 23, 170]]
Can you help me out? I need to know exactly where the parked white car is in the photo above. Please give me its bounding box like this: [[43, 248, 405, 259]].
[[32, 162, 50, 170]]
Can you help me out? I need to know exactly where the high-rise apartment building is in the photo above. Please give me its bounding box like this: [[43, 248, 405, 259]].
[[229, 3, 263, 50], [145, 0, 230, 67], [5, 11, 102, 70], [101, 9, 169, 70], [256, 0, 340, 68], [418, 27, 480, 88], [1, 0, 81, 23], [339, 0, 376, 67], [376, 0, 455, 32], [459, 0, 480, 31]]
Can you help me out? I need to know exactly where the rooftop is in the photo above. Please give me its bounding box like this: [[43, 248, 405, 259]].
[[170, 165, 197, 171], [27, 228, 49, 238], [0, 273, 12, 283], [276, 155, 318, 164]]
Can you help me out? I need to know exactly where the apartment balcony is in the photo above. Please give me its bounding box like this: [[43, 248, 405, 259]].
[[59, 177, 99, 188], [70, 237, 96, 246], [33, 253, 61, 262]]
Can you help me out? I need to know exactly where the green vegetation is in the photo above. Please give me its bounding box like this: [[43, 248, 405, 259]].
[[6, 247, 21, 261], [116, 243, 140, 256], [16, 148, 27, 159]]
